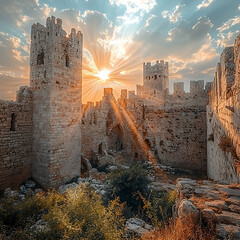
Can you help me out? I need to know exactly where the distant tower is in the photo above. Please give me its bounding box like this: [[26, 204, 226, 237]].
[[30, 16, 82, 188], [143, 60, 169, 92]]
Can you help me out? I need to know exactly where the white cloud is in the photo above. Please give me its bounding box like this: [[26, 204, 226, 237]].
[[109, 0, 157, 14], [162, 5, 185, 23], [197, 0, 215, 10], [145, 14, 156, 28], [217, 30, 240, 47], [217, 16, 240, 32]]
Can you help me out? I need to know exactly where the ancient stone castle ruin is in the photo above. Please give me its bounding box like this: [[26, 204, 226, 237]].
[[0, 16, 82, 189], [0, 16, 240, 190]]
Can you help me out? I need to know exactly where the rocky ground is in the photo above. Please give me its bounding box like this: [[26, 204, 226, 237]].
[[176, 178, 240, 239], [2, 160, 240, 239]]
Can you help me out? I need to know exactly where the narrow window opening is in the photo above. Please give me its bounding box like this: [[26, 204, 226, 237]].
[[98, 143, 103, 155], [10, 113, 16, 131], [37, 51, 44, 65], [44, 70, 46, 78], [154, 75, 157, 80], [65, 55, 70, 67]]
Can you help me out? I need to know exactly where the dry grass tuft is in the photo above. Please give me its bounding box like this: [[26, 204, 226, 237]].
[[142, 218, 217, 240]]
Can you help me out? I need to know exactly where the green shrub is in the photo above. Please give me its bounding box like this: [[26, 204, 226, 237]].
[[42, 185, 125, 240], [105, 162, 151, 217], [0, 185, 125, 240], [0, 193, 46, 227], [138, 190, 177, 226]]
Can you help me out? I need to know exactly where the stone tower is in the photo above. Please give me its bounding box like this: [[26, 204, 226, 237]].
[[143, 60, 169, 92], [30, 16, 82, 188]]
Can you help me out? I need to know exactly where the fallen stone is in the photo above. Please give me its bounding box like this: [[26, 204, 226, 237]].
[[226, 196, 240, 207], [35, 188, 43, 194], [178, 199, 200, 224], [125, 218, 153, 237], [108, 165, 118, 171], [229, 204, 240, 214], [25, 180, 36, 189], [215, 211, 240, 226], [205, 200, 229, 211], [217, 223, 240, 239], [19, 185, 26, 194], [30, 220, 49, 233], [219, 188, 240, 198], [4, 188, 19, 198], [25, 188, 34, 197], [201, 208, 216, 221]]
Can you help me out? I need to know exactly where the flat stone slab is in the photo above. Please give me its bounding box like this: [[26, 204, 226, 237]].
[[205, 200, 229, 211], [217, 224, 240, 239], [219, 188, 240, 198], [226, 196, 240, 207]]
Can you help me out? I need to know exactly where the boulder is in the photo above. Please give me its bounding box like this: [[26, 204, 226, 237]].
[[25, 188, 34, 197], [125, 218, 153, 237], [217, 223, 240, 239], [178, 199, 200, 224], [30, 220, 49, 233], [25, 180, 36, 189]]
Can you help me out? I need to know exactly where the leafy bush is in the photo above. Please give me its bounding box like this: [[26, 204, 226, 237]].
[[105, 162, 151, 217], [0, 185, 125, 240], [0, 193, 46, 227]]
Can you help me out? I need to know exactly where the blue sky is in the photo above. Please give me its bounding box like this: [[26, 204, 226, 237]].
[[0, 0, 239, 102]]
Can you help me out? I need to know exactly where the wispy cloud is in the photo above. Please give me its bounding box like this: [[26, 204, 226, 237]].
[[197, 0, 215, 10], [217, 16, 240, 32], [162, 5, 185, 23]]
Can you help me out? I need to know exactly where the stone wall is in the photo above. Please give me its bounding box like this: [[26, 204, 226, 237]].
[[207, 34, 240, 184], [82, 87, 208, 172], [0, 87, 33, 190]]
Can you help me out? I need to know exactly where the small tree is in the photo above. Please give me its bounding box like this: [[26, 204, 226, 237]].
[[105, 162, 151, 217]]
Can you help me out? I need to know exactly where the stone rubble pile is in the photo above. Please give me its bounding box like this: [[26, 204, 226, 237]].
[[3, 180, 42, 200], [176, 178, 240, 239], [125, 218, 153, 237], [58, 177, 106, 195]]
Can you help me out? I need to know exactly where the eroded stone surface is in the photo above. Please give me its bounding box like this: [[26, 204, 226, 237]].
[[176, 178, 240, 238]]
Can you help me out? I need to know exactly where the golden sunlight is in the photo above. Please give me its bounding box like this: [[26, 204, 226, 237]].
[[95, 69, 110, 82]]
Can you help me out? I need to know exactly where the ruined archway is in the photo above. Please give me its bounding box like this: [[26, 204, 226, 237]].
[[81, 156, 92, 177], [109, 124, 124, 152]]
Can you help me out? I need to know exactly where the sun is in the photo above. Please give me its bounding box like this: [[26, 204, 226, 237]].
[[95, 69, 110, 82]]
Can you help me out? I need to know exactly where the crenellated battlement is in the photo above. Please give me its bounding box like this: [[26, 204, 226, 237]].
[[30, 16, 83, 91], [138, 57, 210, 107]]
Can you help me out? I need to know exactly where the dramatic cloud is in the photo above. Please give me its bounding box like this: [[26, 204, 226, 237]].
[[0, 0, 238, 102]]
